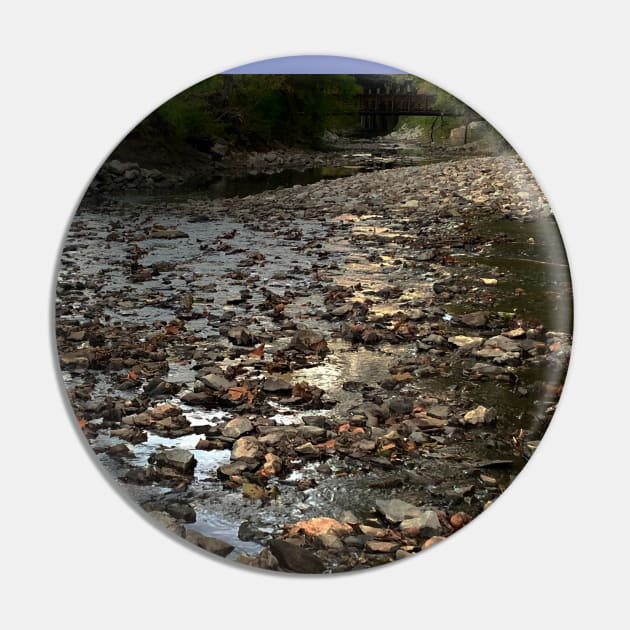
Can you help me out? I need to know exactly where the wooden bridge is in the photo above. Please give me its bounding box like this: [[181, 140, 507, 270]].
[[353, 76, 481, 133], [358, 92, 442, 117]]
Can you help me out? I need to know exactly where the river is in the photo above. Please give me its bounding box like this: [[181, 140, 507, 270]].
[[56, 138, 572, 572]]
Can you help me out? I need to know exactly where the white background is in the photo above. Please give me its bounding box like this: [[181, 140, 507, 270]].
[[2, 1, 628, 628]]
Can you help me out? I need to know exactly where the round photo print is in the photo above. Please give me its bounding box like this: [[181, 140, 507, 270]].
[[56, 55, 572, 574]]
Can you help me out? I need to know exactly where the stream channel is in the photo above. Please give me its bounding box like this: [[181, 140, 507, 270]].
[[56, 139, 573, 571]]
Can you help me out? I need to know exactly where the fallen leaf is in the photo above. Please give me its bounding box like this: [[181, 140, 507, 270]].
[[250, 343, 265, 357]]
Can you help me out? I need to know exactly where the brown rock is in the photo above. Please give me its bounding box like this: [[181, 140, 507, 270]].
[[287, 517, 353, 538]]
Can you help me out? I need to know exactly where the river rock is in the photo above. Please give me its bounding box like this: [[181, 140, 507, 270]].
[[400, 510, 442, 538], [231, 436, 264, 460], [448, 335, 483, 349], [185, 529, 234, 557], [268, 540, 325, 573], [199, 373, 234, 391], [262, 452, 282, 475], [165, 502, 196, 523], [287, 517, 353, 538], [460, 405, 496, 426], [485, 335, 521, 353], [366, 540, 399, 553], [147, 510, 185, 536], [459, 311, 489, 327], [427, 404, 450, 420], [217, 460, 249, 478], [107, 159, 139, 176], [386, 396, 415, 416], [152, 448, 197, 474], [222, 416, 254, 438], [375, 498, 423, 523], [262, 376, 293, 393], [288, 329, 329, 355], [149, 402, 182, 420], [227, 326, 256, 346]]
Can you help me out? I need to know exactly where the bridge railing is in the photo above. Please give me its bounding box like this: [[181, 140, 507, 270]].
[[357, 93, 437, 114]]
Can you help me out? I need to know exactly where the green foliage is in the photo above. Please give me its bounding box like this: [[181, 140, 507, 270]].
[[144, 74, 361, 150]]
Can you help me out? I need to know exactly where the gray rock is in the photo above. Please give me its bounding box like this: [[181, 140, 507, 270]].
[[147, 510, 185, 536], [458, 311, 489, 327], [422, 333, 447, 346], [289, 329, 329, 355], [386, 397, 415, 416], [485, 335, 521, 353], [227, 326, 255, 346], [153, 448, 197, 474], [375, 498, 423, 523], [185, 529, 234, 557], [269, 540, 325, 573], [199, 373, 234, 391], [217, 460, 249, 478], [400, 510, 442, 538], [221, 416, 254, 438], [107, 159, 139, 175], [262, 377, 293, 393], [448, 335, 483, 349], [427, 404, 450, 420], [165, 502, 196, 523], [295, 442, 319, 456]]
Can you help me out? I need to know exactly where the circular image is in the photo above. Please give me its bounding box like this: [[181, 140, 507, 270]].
[[55, 55, 572, 573]]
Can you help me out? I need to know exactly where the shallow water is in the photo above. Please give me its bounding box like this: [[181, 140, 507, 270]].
[[59, 150, 572, 565]]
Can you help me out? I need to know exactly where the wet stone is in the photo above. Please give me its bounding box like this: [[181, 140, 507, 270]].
[[460, 405, 496, 426], [231, 436, 264, 460], [262, 376, 293, 393], [185, 529, 234, 557], [366, 540, 399, 553], [400, 511, 442, 538], [375, 498, 423, 523], [427, 405, 450, 420], [221, 416, 254, 438], [199, 372, 234, 391], [148, 510, 185, 537], [458, 311, 489, 327], [269, 540, 325, 574], [227, 326, 256, 346], [151, 448, 197, 474], [288, 329, 329, 356]]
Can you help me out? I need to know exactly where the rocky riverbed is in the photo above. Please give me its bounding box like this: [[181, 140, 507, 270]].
[[56, 151, 572, 573]]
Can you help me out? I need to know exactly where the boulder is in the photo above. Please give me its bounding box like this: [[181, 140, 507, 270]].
[[221, 416, 254, 438], [400, 510, 442, 538], [152, 448, 197, 474], [262, 377, 293, 393], [147, 510, 185, 536], [458, 311, 489, 327], [268, 540, 325, 573], [185, 529, 234, 557], [289, 329, 329, 356], [227, 326, 256, 346], [231, 436, 264, 460], [199, 373, 234, 391], [375, 498, 423, 523], [287, 517, 353, 538]]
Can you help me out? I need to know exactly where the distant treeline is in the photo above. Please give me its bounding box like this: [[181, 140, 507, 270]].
[[136, 74, 361, 151], [122, 74, 479, 157]]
